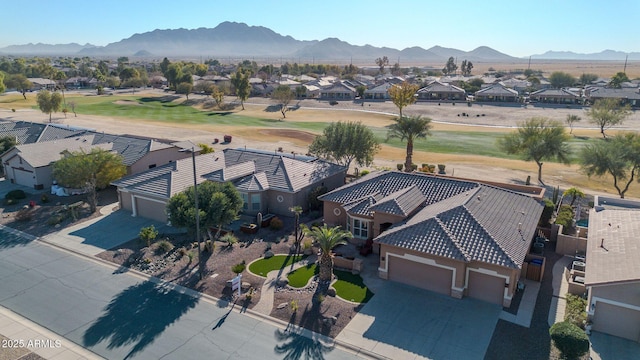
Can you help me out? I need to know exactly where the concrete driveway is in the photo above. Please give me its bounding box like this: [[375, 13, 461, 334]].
[[41, 205, 182, 256], [337, 282, 501, 360]]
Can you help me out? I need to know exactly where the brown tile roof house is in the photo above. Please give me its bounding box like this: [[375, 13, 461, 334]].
[[585, 208, 640, 342], [585, 87, 640, 108], [529, 88, 581, 104], [320, 171, 543, 306], [112, 148, 347, 223]]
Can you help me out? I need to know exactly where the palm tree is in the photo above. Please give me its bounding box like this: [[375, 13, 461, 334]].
[[304, 225, 352, 282], [290, 206, 304, 255], [563, 187, 585, 206], [387, 115, 432, 172]]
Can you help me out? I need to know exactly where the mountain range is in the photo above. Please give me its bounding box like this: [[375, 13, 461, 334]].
[[1, 22, 638, 61]]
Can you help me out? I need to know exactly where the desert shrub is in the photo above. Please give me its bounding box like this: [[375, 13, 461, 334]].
[[411, 163, 418, 171], [156, 239, 173, 253], [40, 194, 50, 203], [5, 189, 26, 200], [205, 240, 215, 252], [47, 214, 65, 226], [220, 233, 238, 246], [270, 217, 284, 230], [396, 163, 403, 171], [437, 164, 446, 173], [539, 199, 555, 227], [565, 294, 587, 329], [302, 239, 312, 250], [187, 251, 194, 263], [231, 260, 246, 274], [555, 205, 575, 234], [139, 225, 159, 247], [15, 208, 33, 222], [549, 321, 589, 359], [308, 185, 328, 211], [290, 299, 298, 312], [178, 247, 188, 257], [359, 170, 370, 177]]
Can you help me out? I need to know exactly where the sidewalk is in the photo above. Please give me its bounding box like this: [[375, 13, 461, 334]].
[[0, 306, 103, 360]]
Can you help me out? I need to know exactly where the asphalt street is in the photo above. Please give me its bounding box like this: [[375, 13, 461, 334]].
[[0, 235, 364, 360]]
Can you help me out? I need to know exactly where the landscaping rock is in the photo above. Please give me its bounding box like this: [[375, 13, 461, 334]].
[[264, 250, 274, 259], [277, 302, 288, 310], [327, 288, 337, 297], [241, 282, 251, 290], [323, 316, 337, 326]]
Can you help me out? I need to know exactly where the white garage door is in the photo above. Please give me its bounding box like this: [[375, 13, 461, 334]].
[[12, 168, 35, 188], [467, 271, 505, 305], [135, 197, 168, 223], [592, 302, 640, 342], [388, 256, 452, 296]]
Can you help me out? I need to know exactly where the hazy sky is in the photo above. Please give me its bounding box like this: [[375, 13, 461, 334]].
[[1, 0, 637, 57]]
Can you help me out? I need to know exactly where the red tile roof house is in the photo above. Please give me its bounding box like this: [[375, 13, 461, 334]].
[[585, 207, 640, 342], [111, 148, 347, 223], [319, 171, 544, 307]]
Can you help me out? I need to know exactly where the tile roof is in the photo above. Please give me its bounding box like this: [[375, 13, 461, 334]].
[[475, 84, 519, 96], [10, 135, 113, 168], [0, 121, 46, 144], [325, 171, 542, 269], [418, 81, 465, 94], [587, 87, 640, 100], [585, 209, 640, 286], [112, 153, 224, 198], [530, 88, 580, 98], [113, 149, 346, 198]]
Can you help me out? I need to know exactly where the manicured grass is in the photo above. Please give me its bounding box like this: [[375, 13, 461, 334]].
[[286, 264, 374, 303], [287, 263, 319, 288], [248, 254, 306, 277], [333, 270, 375, 303]]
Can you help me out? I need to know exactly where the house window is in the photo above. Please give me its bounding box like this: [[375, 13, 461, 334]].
[[251, 193, 261, 211], [241, 193, 249, 210], [348, 216, 369, 239]]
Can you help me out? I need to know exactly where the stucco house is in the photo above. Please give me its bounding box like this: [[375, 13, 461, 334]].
[[319, 171, 543, 307], [1, 135, 112, 189], [585, 208, 640, 342], [416, 81, 466, 101], [529, 88, 581, 104], [319, 82, 356, 100], [363, 82, 393, 100], [585, 87, 640, 108], [112, 148, 347, 223], [475, 84, 519, 102]]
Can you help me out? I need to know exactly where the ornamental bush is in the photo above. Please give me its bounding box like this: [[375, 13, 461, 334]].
[[5, 189, 26, 200], [549, 321, 589, 359]]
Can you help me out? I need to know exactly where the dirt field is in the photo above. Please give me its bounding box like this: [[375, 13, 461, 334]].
[[2, 89, 640, 198]]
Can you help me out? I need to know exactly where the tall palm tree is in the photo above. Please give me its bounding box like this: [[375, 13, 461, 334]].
[[304, 225, 352, 282], [289, 206, 304, 255], [387, 115, 432, 172]]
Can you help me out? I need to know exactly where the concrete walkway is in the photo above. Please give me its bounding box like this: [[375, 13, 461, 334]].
[[498, 279, 541, 327], [251, 254, 317, 315], [0, 305, 104, 360], [548, 255, 573, 326]]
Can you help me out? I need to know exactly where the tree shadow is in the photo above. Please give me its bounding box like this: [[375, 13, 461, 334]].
[[264, 104, 282, 113], [139, 96, 180, 103], [0, 227, 36, 249], [82, 280, 200, 359], [274, 327, 335, 360]]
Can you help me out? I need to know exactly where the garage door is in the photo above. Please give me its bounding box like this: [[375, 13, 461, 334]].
[[135, 197, 168, 223], [592, 302, 640, 342], [388, 256, 452, 295], [12, 168, 34, 188], [467, 271, 505, 305]]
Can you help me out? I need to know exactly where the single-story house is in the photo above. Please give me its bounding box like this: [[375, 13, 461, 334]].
[[27, 78, 56, 91], [0, 122, 197, 188], [529, 88, 581, 104], [500, 78, 531, 94], [112, 148, 347, 223], [64, 77, 97, 89], [1, 135, 112, 189], [319, 82, 356, 100], [319, 171, 544, 307], [585, 208, 640, 342], [363, 82, 393, 100], [585, 87, 640, 108], [416, 81, 466, 101], [475, 84, 520, 102]]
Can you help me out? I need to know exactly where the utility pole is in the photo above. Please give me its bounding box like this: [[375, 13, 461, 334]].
[[623, 55, 628, 73]]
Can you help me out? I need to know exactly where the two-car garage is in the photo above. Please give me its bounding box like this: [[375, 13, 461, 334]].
[[382, 253, 510, 306], [592, 301, 640, 342]]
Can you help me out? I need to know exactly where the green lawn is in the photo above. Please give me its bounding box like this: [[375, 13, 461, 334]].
[[287, 263, 319, 288], [248, 254, 306, 277], [51, 94, 596, 164], [286, 264, 374, 303]]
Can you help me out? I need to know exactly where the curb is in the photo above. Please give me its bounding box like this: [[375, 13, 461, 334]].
[[7, 226, 386, 359]]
